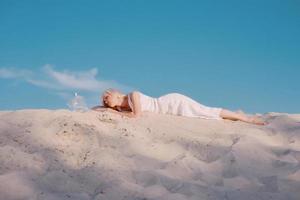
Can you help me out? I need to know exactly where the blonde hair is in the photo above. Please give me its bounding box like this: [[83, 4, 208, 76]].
[[101, 88, 123, 111]]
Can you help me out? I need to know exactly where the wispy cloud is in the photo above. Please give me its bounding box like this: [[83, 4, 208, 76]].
[[0, 64, 137, 106], [0, 68, 32, 79], [40, 65, 110, 91]]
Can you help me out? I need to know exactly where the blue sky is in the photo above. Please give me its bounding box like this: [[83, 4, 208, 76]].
[[0, 0, 299, 113]]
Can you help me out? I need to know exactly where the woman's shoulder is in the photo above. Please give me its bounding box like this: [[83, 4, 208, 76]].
[[132, 90, 141, 94], [127, 90, 141, 103], [129, 90, 141, 98]]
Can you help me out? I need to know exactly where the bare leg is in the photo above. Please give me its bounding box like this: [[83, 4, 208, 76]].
[[219, 109, 267, 125]]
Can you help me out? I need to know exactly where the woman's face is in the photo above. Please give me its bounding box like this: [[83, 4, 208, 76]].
[[103, 92, 119, 107]]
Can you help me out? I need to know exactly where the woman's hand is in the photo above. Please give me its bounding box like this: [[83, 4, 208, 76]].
[[91, 106, 139, 118], [107, 109, 139, 118], [91, 106, 109, 112]]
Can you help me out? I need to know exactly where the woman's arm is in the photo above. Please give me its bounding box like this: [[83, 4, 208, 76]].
[[92, 106, 135, 117], [129, 91, 142, 117], [91, 105, 108, 112], [106, 108, 138, 118], [107, 91, 142, 118], [93, 91, 142, 118]]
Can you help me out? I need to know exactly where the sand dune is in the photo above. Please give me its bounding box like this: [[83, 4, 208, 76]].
[[0, 109, 299, 200]]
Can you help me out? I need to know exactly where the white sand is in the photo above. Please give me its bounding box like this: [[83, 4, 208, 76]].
[[0, 109, 299, 200]]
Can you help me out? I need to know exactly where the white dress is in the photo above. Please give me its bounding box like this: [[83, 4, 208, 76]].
[[128, 91, 223, 120]]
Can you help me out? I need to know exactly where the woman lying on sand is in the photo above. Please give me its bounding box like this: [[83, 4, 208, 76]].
[[92, 88, 267, 125]]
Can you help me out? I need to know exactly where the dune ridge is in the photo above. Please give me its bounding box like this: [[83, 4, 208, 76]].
[[0, 109, 299, 200]]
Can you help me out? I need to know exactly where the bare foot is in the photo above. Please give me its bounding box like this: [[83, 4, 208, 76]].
[[248, 116, 267, 126]]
